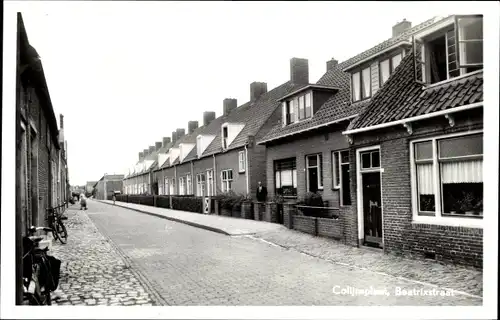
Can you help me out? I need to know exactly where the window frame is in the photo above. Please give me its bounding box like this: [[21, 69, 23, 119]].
[[274, 158, 297, 198], [410, 130, 483, 228], [186, 174, 192, 195], [238, 151, 246, 173], [379, 52, 403, 86], [352, 66, 372, 102], [222, 124, 229, 149], [413, 15, 483, 86], [306, 153, 324, 192], [221, 169, 233, 193], [332, 150, 351, 206]]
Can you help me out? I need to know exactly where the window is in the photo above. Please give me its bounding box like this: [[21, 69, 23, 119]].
[[274, 158, 297, 197], [379, 53, 403, 86], [179, 177, 185, 195], [221, 169, 233, 192], [414, 15, 483, 85], [305, 92, 312, 118], [284, 101, 294, 125], [222, 125, 229, 149], [332, 150, 351, 206], [352, 67, 371, 102], [159, 182, 163, 195], [238, 151, 246, 173], [170, 178, 176, 195], [196, 173, 206, 197], [284, 93, 312, 125], [207, 170, 214, 196], [164, 178, 169, 195], [306, 154, 323, 192], [186, 174, 192, 195], [361, 150, 380, 170], [412, 132, 483, 219]]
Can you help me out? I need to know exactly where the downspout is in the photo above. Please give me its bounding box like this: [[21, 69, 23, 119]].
[[212, 154, 217, 196], [174, 164, 177, 195], [244, 145, 249, 196], [190, 160, 194, 195]]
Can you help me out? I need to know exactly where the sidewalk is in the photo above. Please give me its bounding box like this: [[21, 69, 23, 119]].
[[99, 200, 483, 298], [49, 206, 155, 306], [98, 200, 285, 236]]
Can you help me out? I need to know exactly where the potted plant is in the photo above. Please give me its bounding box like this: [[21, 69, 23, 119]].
[[458, 191, 475, 215]]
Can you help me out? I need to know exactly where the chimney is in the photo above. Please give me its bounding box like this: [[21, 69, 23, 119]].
[[290, 57, 309, 84], [176, 128, 185, 139], [138, 152, 144, 161], [223, 98, 237, 116], [155, 142, 162, 150], [326, 58, 338, 71], [172, 131, 178, 144], [162, 137, 171, 146], [392, 19, 412, 38], [59, 114, 64, 129], [188, 121, 199, 134], [203, 111, 216, 126], [143, 148, 149, 157], [250, 82, 268, 101], [59, 114, 65, 143], [149, 146, 155, 154]]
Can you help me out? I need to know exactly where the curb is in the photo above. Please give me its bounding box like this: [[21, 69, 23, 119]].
[[96, 200, 232, 236]]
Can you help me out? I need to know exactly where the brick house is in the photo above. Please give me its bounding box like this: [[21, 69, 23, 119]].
[[342, 15, 483, 267], [94, 174, 125, 200], [258, 15, 483, 267], [16, 13, 68, 236]]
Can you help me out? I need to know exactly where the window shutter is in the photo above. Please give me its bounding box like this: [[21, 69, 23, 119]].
[[413, 35, 428, 85]]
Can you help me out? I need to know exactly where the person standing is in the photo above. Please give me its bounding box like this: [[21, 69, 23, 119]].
[[256, 181, 267, 202], [112, 192, 116, 205]]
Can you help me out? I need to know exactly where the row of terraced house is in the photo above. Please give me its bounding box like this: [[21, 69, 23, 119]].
[[121, 15, 484, 267], [16, 13, 71, 235]]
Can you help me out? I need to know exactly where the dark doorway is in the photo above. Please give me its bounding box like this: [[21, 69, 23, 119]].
[[308, 168, 318, 193], [362, 172, 382, 248]]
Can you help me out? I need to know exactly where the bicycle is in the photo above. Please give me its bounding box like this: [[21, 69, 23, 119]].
[[22, 226, 61, 305], [46, 203, 68, 244]]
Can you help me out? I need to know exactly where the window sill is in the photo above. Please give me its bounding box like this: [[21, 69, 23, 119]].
[[412, 216, 483, 228], [421, 69, 483, 91]]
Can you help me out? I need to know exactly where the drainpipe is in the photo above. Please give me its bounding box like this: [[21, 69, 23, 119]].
[[212, 154, 217, 196], [190, 161, 194, 195], [174, 164, 177, 195], [244, 145, 249, 196]]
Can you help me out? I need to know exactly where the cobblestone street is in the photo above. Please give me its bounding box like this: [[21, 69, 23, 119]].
[[49, 206, 154, 306], [46, 200, 483, 306]]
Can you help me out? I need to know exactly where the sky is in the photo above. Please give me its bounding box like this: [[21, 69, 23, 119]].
[[7, 1, 486, 186]]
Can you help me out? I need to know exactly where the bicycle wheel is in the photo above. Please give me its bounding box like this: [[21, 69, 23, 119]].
[[51, 220, 60, 242], [56, 220, 67, 244]]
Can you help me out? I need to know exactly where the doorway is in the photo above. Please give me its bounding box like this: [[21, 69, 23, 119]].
[[362, 172, 382, 248]]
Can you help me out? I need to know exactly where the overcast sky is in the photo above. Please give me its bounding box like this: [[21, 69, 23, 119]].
[[10, 1, 487, 186]]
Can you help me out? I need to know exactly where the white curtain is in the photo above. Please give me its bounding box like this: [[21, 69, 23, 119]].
[[352, 72, 361, 101], [293, 169, 297, 188], [275, 171, 281, 188], [362, 68, 371, 98], [391, 54, 402, 72], [281, 170, 293, 186], [441, 159, 483, 183], [417, 163, 434, 195]]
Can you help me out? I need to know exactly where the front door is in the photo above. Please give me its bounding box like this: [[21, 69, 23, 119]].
[[362, 172, 382, 248], [308, 168, 318, 192]]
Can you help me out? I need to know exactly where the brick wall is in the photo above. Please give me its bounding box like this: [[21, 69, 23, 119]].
[[348, 109, 484, 267], [317, 217, 343, 240], [292, 215, 316, 235], [265, 124, 349, 205], [214, 148, 247, 195]]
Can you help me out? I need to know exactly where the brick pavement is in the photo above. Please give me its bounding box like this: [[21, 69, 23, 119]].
[[49, 206, 154, 306], [87, 201, 482, 306], [98, 200, 483, 298]]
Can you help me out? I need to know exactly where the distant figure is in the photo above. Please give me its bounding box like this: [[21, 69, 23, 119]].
[[80, 194, 87, 210], [112, 193, 116, 205], [256, 181, 267, 202]]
